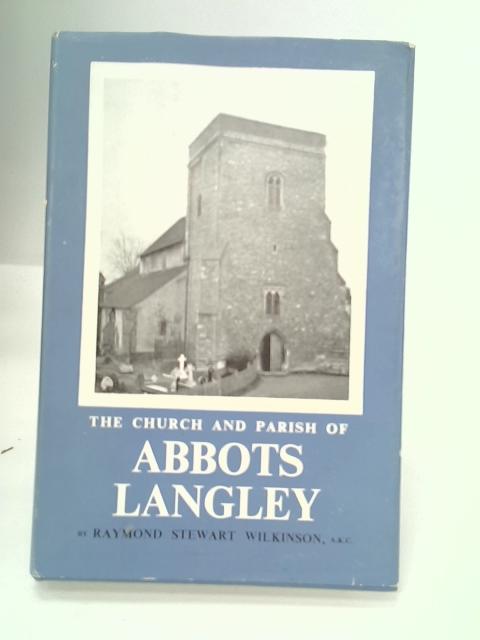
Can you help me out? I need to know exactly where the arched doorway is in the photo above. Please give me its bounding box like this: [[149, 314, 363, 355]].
[[260, 331, 286, 372]]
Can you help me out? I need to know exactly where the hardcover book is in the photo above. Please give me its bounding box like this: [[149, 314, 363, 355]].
[[31, 32, 414, 589]]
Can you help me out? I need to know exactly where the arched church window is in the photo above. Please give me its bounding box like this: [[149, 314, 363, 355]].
[[197, 194, 202, 217], [159, 319, 167, 337], [265, 291, 273, 315], [265, 290, 281, 316], [273, 292, 280, 315], [266, 173, 283, 210]]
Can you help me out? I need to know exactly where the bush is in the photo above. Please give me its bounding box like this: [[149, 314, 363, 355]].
[[225, 349, 254, 372]]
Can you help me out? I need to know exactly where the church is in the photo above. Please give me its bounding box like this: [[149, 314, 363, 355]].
[[98, 114, 351, 374]]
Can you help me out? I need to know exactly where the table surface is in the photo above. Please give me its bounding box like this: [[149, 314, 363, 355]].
[[0, 263, 478, 639]]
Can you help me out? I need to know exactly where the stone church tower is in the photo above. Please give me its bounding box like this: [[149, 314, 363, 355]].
[[185, 114, 350, 372]]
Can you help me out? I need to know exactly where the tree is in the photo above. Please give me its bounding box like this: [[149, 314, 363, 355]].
[[108, 231, 143, 278]]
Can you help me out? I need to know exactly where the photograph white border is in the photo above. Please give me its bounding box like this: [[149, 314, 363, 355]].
[[79, 62, 375, 415]]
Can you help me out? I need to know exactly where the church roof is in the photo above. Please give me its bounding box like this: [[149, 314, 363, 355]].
[[190, 114, 326, 159], [101, 265, 186, 309], [140, 217, 186, 257]]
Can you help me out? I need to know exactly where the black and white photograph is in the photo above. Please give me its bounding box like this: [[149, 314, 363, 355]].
[[79, 62, 374, 414]]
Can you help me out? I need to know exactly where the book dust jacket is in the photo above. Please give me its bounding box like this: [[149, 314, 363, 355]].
[[31, 33, 414, 589]]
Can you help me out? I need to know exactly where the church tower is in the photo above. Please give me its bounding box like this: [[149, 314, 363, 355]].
[[185, 114, 350, 372]]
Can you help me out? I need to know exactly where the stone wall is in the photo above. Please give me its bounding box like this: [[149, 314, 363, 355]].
[[135, 272, 186, 356], [185, 139, 222, 364], [185, 118, 350, 372], [180, 362, 258, 396]]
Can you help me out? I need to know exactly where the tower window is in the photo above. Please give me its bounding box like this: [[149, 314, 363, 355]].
[[265, 290, 281, 316], [159, 319, 167, 336], [266, 173, 283, 210], [273, 292, 280, 315], [265, 291, 273, 315], [197, 194, 202, 217]]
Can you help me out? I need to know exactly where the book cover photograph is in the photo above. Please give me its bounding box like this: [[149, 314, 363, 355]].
[[31, 33, 414, 589]]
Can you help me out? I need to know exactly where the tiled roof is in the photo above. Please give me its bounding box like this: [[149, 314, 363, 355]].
[[101, 265, 186, 309], [140, 218, 186, 257]]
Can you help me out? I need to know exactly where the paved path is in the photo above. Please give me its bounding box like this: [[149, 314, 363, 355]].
[[242, 372, 348, 399]]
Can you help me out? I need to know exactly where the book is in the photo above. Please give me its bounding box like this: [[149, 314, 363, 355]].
[[31, 32, 414, 589]]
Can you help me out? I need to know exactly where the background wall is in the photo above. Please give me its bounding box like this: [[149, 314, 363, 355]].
[[1, 1, 479, 639]]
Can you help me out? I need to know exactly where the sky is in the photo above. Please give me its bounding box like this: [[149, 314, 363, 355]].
[[91, 62, 374, 288]]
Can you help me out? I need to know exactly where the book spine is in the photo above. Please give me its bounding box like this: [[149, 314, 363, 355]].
[[392, 44, 415, 588], [30, 32, 60, 578]]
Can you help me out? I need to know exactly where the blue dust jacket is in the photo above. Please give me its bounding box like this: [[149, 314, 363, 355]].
[[31, 32, 414, 589]]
